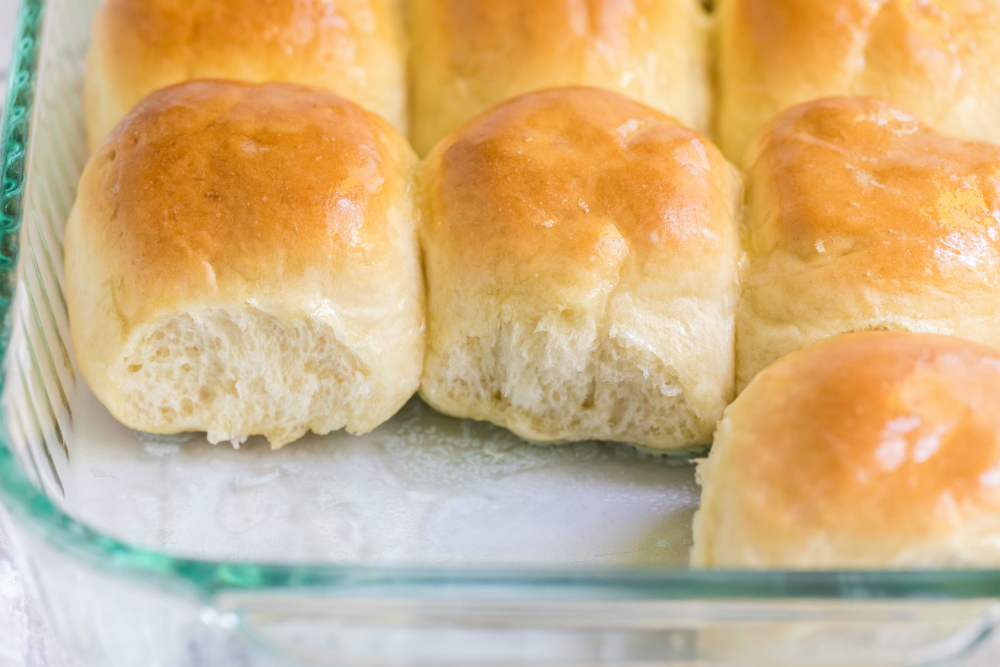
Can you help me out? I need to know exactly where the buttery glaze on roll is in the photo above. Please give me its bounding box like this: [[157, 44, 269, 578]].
[[716, 0, 1000, 164], [66, 81, 423, 448], [409, 0, 711, 155], [85, 0, 406, 148], [420, 87, 742, 450], [693, 332, 1000, 569], [737, 96, 1000, 390]]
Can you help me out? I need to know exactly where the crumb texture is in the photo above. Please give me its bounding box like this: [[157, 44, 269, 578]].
[[423, 302, 723, 448], [115, 308, 383, 448]]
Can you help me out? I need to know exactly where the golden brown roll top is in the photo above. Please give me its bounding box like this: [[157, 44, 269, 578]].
[[421, 87, 742, 449], [409, 0, 711, 155], [85, 0, 406, 149], [716, 0, 1000, 164], [737, 96, 1000, 389], [66, 81, 423, 447], [693, 332, 1000, 568]]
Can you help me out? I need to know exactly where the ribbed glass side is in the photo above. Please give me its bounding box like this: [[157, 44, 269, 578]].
[[3, 0, 97, 510]]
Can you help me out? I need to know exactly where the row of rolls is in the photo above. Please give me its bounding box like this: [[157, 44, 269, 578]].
[[69, 0, 1000, 568], [86, 0, 1000, 161]]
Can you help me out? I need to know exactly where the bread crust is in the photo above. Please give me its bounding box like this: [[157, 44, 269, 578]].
[[85, 0, 406, 148], [737, 96, 1000, 390], [694, 331, 1000, 568], [420, 87, 742, 449], [717, 0, 1000, 164], [67, 81, 424, 447], [410, 0, 711, 155]]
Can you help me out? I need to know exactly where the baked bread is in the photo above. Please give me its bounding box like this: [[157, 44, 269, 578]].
[[409, 0, 711, 155], [737, 96, 1000, 390], [716, 0, 1000, 164], [420, 87, 742, 450], [66, 81, 423, 448], [692, 331, 1000, 569], [85, 0, 406, 149]]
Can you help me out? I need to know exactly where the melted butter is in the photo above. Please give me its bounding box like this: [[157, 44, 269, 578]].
[[750, 97, 1000, 284]]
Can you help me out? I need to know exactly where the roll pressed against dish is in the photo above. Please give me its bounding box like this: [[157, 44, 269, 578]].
[[66, 80, 424, 449], [84, 0, 407, 148], [420, 86, 742, 451], [736, 95, 1000, 390], [408, 0, 711, 155], [693, 331, 1000, 569]]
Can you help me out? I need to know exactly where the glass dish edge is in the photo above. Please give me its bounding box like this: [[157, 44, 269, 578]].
[[0, 0, 999, 603]]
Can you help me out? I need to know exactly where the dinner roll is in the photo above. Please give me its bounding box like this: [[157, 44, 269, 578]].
[[737, 96, 1000, 390], [66, 81, 423, 448], [716, 0, 1000, 164], [409, 0, 711, 155], [85, 0, 406, 149], [420, 87, 742, 450], [692, 332, 1000, 568]]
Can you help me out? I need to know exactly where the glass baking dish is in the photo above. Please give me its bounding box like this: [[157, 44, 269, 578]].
[[3, 0, 1000, 664]]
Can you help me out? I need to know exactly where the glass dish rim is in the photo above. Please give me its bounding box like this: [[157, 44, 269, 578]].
[[3, 0, 1000, 603]]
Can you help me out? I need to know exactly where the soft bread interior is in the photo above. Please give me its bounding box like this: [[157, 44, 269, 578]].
[[422, 303, 725, 449], [113, 308, 377, 448]]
